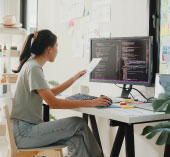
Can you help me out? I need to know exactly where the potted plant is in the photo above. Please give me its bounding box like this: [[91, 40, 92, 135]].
[[142, 92, 170, 145], [48, 80, 60, 121]]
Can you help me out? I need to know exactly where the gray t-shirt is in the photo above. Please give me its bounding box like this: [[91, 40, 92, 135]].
[[11, 59, 49, 124]]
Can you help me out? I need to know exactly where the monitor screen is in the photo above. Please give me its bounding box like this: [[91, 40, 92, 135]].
[[90, 36, 153, 86]]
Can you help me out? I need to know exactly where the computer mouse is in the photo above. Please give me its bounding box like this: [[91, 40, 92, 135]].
[[100, 95, 112, 105]]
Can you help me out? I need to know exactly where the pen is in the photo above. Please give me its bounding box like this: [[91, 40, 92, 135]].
[[121, 106, 135, 109]]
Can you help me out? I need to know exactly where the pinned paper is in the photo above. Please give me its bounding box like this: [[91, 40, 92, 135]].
[[69, 19, 74, 27], [161, 26, 168, 36], [154, 74, 170, 98], [68, 19, 75, 35], [83, 8, 89, 16]]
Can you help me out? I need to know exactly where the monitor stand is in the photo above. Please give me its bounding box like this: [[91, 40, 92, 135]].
[[120, 84, 132, 99]]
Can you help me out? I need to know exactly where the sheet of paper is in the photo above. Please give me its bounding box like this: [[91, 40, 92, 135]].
[[86, 58, 102, 74], [155, 74, 170, 98], [160, 36, 170, 63], [106, 108, 160, 116], [72, 31, 84, 58], [73, 58, 102, 86], [99, 32, 111, 38], [83, 23, 99, 55], [91, 0, 111, 23], [59, 0, 85, 23]]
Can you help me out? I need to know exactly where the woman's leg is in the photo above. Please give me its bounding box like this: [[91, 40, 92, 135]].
[[12, 117, 102, 157]]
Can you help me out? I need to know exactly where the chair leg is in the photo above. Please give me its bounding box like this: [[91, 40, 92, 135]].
[[36, 149, 63, 157], [7, 149, 11, 157], [11, 149, 63, 157], [58, 149, 63, 157], [17, 151, 39, 157]]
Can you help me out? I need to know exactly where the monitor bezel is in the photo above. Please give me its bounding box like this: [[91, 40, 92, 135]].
[[89, 36, 153, 86]]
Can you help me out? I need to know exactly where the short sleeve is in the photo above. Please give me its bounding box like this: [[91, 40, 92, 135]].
[[28, 66, 49, 93]]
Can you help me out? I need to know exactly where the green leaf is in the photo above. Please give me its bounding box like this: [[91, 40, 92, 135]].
[[142, 122, 170, 145], [48, 80, 59, 87], [49, 113, 56, 121], [165, 104, 170, 114], [146, 128, 163, 139], [141, 126, 153, 136], [156, 129, 170, 145], [142, 92, 170, 146], [151, 122, 170, 129], [152, 99, 170, 112]]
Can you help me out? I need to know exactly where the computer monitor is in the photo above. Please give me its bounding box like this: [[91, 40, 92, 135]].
[[90, 36, 153, 98]]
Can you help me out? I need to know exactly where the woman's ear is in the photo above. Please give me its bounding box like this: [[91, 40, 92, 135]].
[[47, 46, 52, 53]]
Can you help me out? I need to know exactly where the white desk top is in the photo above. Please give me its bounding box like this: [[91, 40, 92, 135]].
[[73, 108, 170, 123], [57, 95, 170, 124], [72, 107, 170, 124]]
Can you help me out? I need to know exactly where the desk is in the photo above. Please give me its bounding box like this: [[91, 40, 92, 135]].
[[71, 107, 170, 157], [50, 95, 170, 156]]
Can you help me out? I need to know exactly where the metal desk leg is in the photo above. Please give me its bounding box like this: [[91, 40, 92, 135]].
[[82, 114, 104, 157], [110, 126, 125, 157], [164, 141, 170, 157], [124, 124, 135, 157], [83, 113, 89, 124], [43, 104, 49, 122], [89, 115, 103, 150]]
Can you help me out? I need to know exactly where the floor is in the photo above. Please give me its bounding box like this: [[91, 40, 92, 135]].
[[0, 136, 8, 157]]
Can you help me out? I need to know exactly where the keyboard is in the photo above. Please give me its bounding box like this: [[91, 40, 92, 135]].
[[66, 93, 97, 100]]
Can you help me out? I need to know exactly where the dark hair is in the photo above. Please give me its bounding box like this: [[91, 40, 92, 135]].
[[13, 29, 57, 73]]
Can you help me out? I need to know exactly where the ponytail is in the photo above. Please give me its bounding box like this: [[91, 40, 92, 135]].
[[12, 34, 34, 73], [13, 30, 57, 73]]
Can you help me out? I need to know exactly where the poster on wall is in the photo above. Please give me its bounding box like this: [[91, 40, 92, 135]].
[[160, 0, 170, 74], [59, 0, 85, 23]]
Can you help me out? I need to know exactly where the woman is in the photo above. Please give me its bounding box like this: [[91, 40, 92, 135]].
[[10, 29, 110, 157]]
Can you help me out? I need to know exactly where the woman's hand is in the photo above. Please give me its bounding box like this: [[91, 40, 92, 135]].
[[89, 96, 111, 107], [73, 70, 86, 81]]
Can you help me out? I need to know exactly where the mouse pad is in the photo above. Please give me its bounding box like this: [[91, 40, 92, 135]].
[[96, 104, 121, 109]]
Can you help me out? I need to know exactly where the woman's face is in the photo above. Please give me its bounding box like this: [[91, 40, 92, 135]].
[[48, 41, 58, 62]]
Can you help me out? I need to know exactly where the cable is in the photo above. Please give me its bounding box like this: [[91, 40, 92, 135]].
[[147, 97, 154, 103], [114, 84, 149, 101], [131, 87, 148, 101], [130, 93, 135, 99]]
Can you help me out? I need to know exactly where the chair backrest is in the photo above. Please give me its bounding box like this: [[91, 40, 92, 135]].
[[3, 105, 18, 154], [0, 92, 13, 115]]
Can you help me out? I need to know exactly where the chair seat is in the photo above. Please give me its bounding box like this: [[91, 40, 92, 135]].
[[18, 145, 66, 151]]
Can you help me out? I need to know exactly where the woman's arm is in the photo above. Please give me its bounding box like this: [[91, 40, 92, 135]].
[[37, 88, 110, 109], [51, 70, 86, 96]]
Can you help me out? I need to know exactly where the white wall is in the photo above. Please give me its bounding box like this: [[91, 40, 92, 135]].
[[0, 0, 20, 23], [38, 0, 164, 157]]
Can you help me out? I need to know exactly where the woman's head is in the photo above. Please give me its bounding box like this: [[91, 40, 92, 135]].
[[13, 29, 57, 73]]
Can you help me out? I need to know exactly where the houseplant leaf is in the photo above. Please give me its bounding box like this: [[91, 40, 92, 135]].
[[48, 80, 59, 87], [165, 103, 170, 114], [146, 128, 163, 139], [142, 121, 170, 145], [48, 80, 59, 121], [152, 98, 170, 112], [141, 126, 153, 136], [156, 129, 170, 145]]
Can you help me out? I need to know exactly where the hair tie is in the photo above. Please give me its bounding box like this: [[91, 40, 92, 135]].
[[33, 31, 38, 40]]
